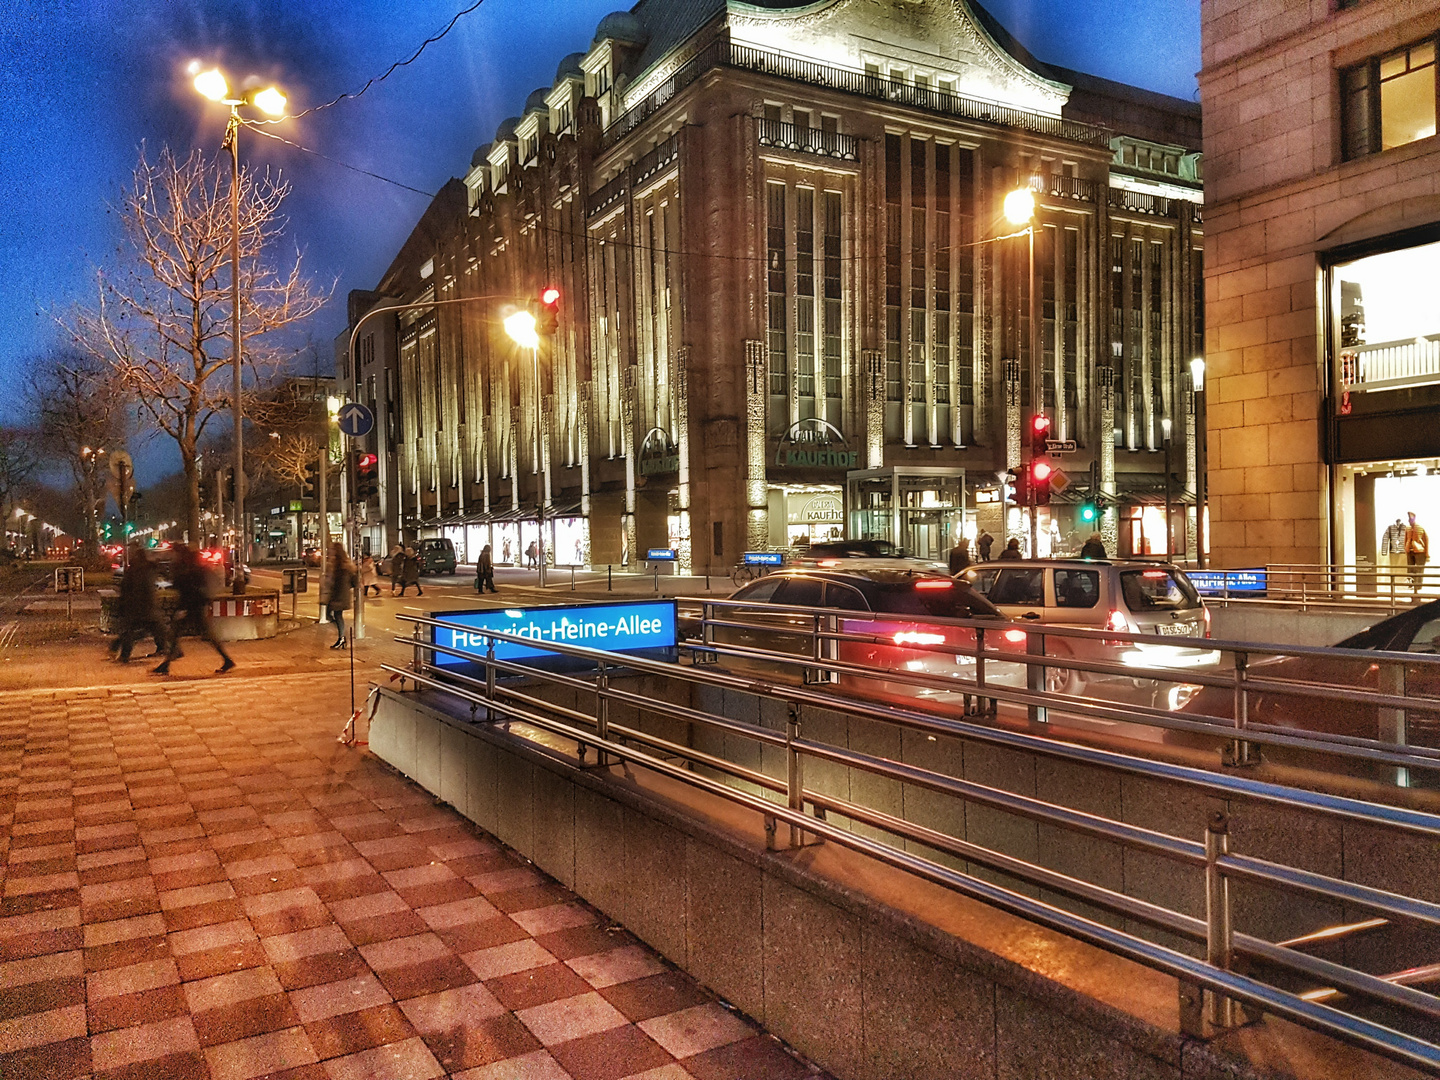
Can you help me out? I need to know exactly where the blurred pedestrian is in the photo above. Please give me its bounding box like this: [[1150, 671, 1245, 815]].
[[525, 540, 538, 569], [1406, 511, 1429, 592], [1080, 533, 1107, 560], [325, 542, 357, 648], [474, 544, 497, 593], [112, 544, 166, 663], [359, 554, 381, 597], [977, 530, 995, 561], [388, 543, 405, 595], [948, 536, 972, 575], [397, 546, 423, 597], [997, 538, 1022, 561], [153, 544, 234, 675]]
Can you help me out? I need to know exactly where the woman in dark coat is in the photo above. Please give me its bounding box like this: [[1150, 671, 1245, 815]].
[[325, 542, 357, 648], [474, 544, 497, 593], [398, 546, 423, 597]]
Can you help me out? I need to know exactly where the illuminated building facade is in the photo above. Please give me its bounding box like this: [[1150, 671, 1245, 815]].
[[342, 0, 1204, 570], [1200, 0, 1440, 570]]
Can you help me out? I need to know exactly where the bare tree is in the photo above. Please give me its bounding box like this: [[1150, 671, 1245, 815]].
[[69, 144, 327, 542], [0, 428, 39, 543], [25, 348, 131, 551]]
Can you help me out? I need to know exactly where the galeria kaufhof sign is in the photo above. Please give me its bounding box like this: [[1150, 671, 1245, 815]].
[[773, 419, 857, 469], [429, 600, 678, 675]]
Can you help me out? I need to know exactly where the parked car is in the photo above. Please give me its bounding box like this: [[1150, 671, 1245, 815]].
[[416, 537, 458, 575], [302, 546, 322, 567], [790, 537, 947, 573], [958, 559, 1219, 695], [1177, 600, 1440, 745], [701, 567, 1026, 709], [199, 547, 251, 587]]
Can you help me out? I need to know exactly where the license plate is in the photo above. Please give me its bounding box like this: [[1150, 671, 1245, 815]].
[[1154, 621, 1197, 636]]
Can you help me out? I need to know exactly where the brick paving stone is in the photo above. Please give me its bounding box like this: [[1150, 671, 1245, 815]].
[[0, 672, 832, 1080]]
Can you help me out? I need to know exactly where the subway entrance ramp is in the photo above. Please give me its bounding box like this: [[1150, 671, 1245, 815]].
[[374, 600, 1440, 1080]]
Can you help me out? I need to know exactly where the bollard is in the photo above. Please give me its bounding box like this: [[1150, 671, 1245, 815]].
[[570, 565, 576, 591], [786, 703, 805, 847], [1205, 811, 1235, 1029], [608, 564, 612, 591]]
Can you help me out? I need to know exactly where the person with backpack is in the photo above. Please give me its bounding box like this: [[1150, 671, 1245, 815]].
[[153, 544, 234, 675], [474, 543, 497, 593], [325, 542, 358, 649]]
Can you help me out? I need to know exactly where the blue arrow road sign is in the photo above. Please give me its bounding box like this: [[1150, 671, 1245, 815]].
[[336, 402, 375, 438]]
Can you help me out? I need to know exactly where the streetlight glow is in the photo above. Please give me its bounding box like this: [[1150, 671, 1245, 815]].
[[194, 68, 229, 102], [503, 309, 539, 350], [252, 87, 287, 117], [1003, 187, 1035, 226], [1190, 356, 1205, 390]]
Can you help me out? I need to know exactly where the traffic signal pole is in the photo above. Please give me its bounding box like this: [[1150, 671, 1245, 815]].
[[318, 446, 328, 625]]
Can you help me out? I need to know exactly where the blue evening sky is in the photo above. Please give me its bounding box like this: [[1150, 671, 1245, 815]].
[[0, 0, 1199, 453]]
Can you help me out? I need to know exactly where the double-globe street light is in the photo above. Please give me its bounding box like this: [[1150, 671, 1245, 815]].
[[193, 66, 287, 592]]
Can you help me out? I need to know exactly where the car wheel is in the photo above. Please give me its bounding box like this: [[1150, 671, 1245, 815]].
[[1044, 654, 1084, 696]]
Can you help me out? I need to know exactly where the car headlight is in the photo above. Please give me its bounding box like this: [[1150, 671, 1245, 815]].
[[1167, 683, 1201, 711]]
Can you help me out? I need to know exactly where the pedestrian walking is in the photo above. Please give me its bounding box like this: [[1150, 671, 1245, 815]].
[[525, 540, 538, 569], [1406, 511, 1429, 592], [977, 530, 995, 561], [112, 544, 167, 662], [948, 536, 972, 575], [153, 544, 234, 675], [997, 538, 1023, 561], [388, 544, 405, 595], [325, 542, 358, 648], [1080, 533, 1107, 560], [359, 554, 381, 597], [397, 546, 423, 597], [474, 543, 497, 593]]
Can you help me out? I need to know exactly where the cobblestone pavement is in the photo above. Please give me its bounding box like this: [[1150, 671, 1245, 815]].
[[0, 671, 825, 1080]]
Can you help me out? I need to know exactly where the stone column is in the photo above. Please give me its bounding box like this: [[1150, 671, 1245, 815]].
[[674, 354, 693, 574], [865, 350, 884, 468], [579, 381, 592, 568], [622, 364, 638, 566], [745, 340, 769, 551], [1098, 364, 1119, 554]]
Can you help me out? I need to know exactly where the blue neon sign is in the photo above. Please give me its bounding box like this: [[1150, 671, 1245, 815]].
[[431, 600, 678, 670], [743, 551, 783, 566], [1189, 568, 1267, 596], [646, 548, 678, 561]]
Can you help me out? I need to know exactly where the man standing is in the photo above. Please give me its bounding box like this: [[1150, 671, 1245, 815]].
[[977, 530, 994, 561], [1406, 512, 1429, 593], [948, 536, 972, 575]]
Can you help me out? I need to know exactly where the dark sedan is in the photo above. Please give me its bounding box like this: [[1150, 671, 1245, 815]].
[[1177, 601, 1440, 746]]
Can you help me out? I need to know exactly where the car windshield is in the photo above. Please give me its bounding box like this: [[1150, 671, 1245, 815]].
[[870, 581, 999, 619], [1120, 569, 1199, 611]]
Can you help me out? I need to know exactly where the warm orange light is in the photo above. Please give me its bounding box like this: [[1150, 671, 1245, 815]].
[[1002, 629, 1027, 644], [893, 631, 946, 646], [541, 287, 560, 305], [914, 579, 954, 590]]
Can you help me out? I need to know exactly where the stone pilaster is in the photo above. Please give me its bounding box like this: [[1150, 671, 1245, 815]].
[[1098, 364, 1118, 555], [674, 352, 692, 575], [579, 381, 592, 568], [745, 339, 768, 550], [864, 349, 884, 468], [622, 363, 638, 566]]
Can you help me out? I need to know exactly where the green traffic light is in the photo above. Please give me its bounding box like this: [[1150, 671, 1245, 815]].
[[1080, 502, 1097, 522]]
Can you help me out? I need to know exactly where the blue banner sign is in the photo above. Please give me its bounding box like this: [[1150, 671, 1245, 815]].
[[1189, 568, 1267, 596], [431, 601, 677, 672], [646, 548, 678, 561], [743, 551, 784, 566]]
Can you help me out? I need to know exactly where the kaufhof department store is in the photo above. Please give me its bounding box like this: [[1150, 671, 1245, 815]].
[[341, 0, 1205, 571]]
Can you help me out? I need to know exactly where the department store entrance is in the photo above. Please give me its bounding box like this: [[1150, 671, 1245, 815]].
[[846, 467, 965, 560]]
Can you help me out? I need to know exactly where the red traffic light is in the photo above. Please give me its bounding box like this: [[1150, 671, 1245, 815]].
[[540, 287, 560, 306], [1031, 460, 1052, 482], [1030, 413, 1051, 457], [1031, 415, 1051, 436], [358, 453, 377, 469]]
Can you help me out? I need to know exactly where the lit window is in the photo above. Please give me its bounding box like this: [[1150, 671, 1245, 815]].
[[1342, 35, 1438, 160]]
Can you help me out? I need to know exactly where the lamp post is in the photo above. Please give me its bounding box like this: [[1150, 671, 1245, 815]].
[[1004, 185, 1040, 557], [1191, 357, 1207, 569], [503, 307, 546, 589], [1161, 417, 1173, 559], [193, 66, 286, 593]]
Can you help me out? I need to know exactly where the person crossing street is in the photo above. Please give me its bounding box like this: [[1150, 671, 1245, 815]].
[[153, 543, 234, 675]]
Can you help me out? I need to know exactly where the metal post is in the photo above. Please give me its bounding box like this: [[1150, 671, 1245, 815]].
[[1228, 651, 1252, 767], [1026, 626, 1047, 724], [1164, 435, 1173, 559], [1205, 811, 1235, 1029], [318, 446, 328, 625], [786, 703, 803, 847], [1027, 222, 1039, 562], [595, 660, 609, 768], [533, 344, 546, 590], [1195, 384, 1207, 569], [1377, 660, 1410, 788], [226, 109, 246, 593]]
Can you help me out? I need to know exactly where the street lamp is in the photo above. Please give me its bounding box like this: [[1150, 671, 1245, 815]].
[[1190, 357, 1207, 569], [1005, 184, 1041, 557], [1161, 417, 1173, 559], [193, 64, 287, 593], [503, 306, 546, 588]]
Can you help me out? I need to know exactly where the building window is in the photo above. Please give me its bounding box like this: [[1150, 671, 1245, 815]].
[[1342, 35, 1438, 160], [796, 188, 816, 401], [822, 192, 842, 408], [767, 183, 788, 404], [885, 134, 903, 411]]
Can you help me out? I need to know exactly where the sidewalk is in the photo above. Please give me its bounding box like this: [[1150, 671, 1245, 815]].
[[0, 669, 826, 1080]]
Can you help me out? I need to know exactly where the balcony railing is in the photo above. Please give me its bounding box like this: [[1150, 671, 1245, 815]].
[[1341, 334, 1440, 393], [1044, 173, 1098, 203], [1108, 186, 1178, 217], [603, 35, 1112, 151], [756, 118, 860, 161]]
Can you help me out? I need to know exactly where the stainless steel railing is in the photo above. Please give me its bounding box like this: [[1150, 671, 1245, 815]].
[[1262, 562, 1440, 611], [388, 610, 1440, 1073]]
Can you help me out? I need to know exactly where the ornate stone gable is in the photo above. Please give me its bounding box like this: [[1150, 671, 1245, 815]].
[[725, 0, 1069, 116]]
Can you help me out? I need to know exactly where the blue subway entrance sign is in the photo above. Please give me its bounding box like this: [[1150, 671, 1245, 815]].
[[646, 548, 678, 561], [743, 551, 783, 566], [1189, 568, 1267, 597], [430, 601, 677, 675]]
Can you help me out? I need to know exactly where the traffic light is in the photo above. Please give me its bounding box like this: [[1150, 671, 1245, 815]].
[[302, 462, 319, 498], [355, 453, 378, 501], [1030, 413, 1052, 459], [1080, 499, 1098, 524], [536, 287, 560, 336], [1030, 459, 1052, 506], [1007, 467, 1030, 507]]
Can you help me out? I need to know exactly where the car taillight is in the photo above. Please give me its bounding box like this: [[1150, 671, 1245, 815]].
[[914, 579, 953, 590], [1106, 609, 1131, 633], [892, 631, 946, 646], [1202, 607, 1212, 638], [1002, 628, 1027, 644], [818, 559, 840, 567]]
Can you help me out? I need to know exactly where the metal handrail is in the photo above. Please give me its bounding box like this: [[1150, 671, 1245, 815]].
[[387, 611, 1440, 1071], [1260, 561, 1440, 613]]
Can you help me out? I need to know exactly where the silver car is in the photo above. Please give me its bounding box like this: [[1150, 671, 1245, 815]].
[[959, 559, 1219, 694]]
